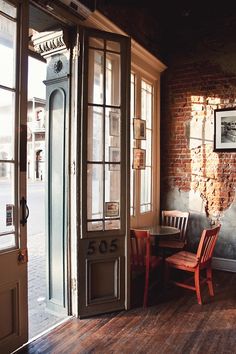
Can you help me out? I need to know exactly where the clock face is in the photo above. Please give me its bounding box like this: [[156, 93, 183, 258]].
[[54, 59, 63, 73]]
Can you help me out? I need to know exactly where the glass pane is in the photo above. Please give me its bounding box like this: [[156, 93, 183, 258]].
[[105, 165, 120, 213], [87, 164, 103, 219], [0, 234, 16, 251], [88, 49, 104, 104], [106, 40, 120, 53], [141, 167, 152, 213], [105, 108, 120, 162], [0, 14, 16, 88], [0, 163, 15, 234], [0, 0, 17, 18], [142, 130, 152, 165], [141, 80, 153, 128], [87, 106, 103, 161], [0, 89, 15, 160], [87, 221, 103, 232], [130, 74, 135, 215], [105, 220, 120, 230], [106, 53, 120, 106], [89, 37, 104, 49]]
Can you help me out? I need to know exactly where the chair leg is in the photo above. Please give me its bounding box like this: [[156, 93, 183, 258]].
[[206, 266, 214, 296], [143, 267, 149, 307], [194, 268, 202, 305]]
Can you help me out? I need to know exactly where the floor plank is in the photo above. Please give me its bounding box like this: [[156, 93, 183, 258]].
[[17, 270, 236, 354]]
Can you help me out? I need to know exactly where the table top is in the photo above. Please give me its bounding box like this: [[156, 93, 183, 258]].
[[147, 225, 180, 237]]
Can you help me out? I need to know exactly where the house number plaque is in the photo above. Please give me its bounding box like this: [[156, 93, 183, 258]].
[[87, 239, 118, 256]]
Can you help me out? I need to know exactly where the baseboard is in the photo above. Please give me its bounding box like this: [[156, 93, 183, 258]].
[[212, 257, 236, 273]]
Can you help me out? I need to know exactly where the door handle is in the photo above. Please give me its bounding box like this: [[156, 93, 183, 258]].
[[20, 197, 29, 226]]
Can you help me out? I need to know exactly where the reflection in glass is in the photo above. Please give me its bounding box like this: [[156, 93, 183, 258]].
[[88, 49, 104, 104], [89, 37, 104, 49], [105, 165, 120, 210], [0, 234, 16, 251], [0, 163, 15, 234], [106, 41, 120, 53], [0, 89, 15, 160], [0, 0, 17, 18], [106, 53, 120, 106], [0, 14, 16, 88], [105, 220, 120, 230], [87, 106, 103, 161], [87, 221, 103, 232], [105, 108, 120, 162], [87, 164, 103, 220]]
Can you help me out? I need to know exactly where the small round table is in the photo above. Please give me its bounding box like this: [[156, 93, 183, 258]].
[[148, 225, 180, 238]]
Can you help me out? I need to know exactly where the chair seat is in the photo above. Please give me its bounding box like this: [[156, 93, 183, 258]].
[[131, 255, 162, 271], [166, 251, 198, 269], [159, 240, 185, 249]]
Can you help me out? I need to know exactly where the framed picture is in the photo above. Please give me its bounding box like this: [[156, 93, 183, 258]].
[[133, 118, 146, 140], [132, 148, 146, 169], [109, 110, 120, 136], [109, 146, 120, 171], [105, 202, 119, 217], [214, 107, 236, 152]]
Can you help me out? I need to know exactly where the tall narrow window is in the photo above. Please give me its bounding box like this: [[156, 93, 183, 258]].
[[140, 80, 153, 213], [87, 37, 121, 231], [130, 73, 135, 216]]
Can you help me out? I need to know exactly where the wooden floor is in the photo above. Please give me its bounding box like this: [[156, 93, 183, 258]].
[[18, 270, 236, 354]]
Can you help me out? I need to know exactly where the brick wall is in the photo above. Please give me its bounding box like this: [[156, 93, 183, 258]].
[[161, 54, 236, 258]]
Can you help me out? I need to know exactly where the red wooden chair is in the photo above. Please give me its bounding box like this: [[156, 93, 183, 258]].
[[165, 224, 221, 304], [159, 210, 190, 250], [130, 229, 162, 307]]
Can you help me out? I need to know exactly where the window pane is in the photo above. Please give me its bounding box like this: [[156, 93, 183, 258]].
[[0, 0, 17, 18], [0, 13, 16, 88], [0, 234, 16, 251], [0, 163, 15, 234], [105, 220, 120, 230], [87, 221, 103, 232], [140, 167, 152, 213], [106, 40, 120, 52], [105, 108, 120, 162], [87, 106, 103, 161], [88, 49, 104, 104], [89, 37, 104, 49], [0, 89, 15, 160], [87, 164, 103, 220], [106, 53, 120, 106], [105, 166, 120, 208], [130, 73, 135, 216]]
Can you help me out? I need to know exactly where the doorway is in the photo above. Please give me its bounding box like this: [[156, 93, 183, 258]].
[[27, 4, 70, 339]]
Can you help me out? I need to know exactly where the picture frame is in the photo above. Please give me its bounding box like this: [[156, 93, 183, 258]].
[[105, 201, 119, 217], [132, 148, 146, 169], [133, 118, 146, 140], [109, 110, 120, 136], [214, 107, 236, 152], [109, 146, 120, 171]]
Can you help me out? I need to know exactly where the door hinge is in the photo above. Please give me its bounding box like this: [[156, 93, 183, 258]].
[[18, 248, 28, 264]]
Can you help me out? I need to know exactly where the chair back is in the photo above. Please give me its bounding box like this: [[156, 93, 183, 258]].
[[161, 210, 189, 242], [196, 224, 221, 267], [130, 229, 150, 270]]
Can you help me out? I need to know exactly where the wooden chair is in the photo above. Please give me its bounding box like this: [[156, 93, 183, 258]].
[[159, 210, 190, 250], [165, 224, 221, 304], [130, 229, 162, 307]]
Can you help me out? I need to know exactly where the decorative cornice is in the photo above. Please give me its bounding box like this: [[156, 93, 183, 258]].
[[32, 30, 66, 58]]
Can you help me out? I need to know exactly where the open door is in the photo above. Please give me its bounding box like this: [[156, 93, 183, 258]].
[[78, 27, 131, 317], [0, 1, 29, 352]]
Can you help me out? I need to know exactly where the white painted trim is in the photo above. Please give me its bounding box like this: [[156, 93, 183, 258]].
[[84, 10, 167, 75], [212, 257, 236, 273]]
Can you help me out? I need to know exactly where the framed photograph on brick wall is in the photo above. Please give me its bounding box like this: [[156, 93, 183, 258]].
[[214, 107, 236, 152]]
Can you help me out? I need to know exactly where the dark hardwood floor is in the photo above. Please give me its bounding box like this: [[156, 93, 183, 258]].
[[17, 270, 236, 354]]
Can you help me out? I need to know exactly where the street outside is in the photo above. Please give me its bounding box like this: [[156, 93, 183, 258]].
[[0, 179, 65, 339]]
